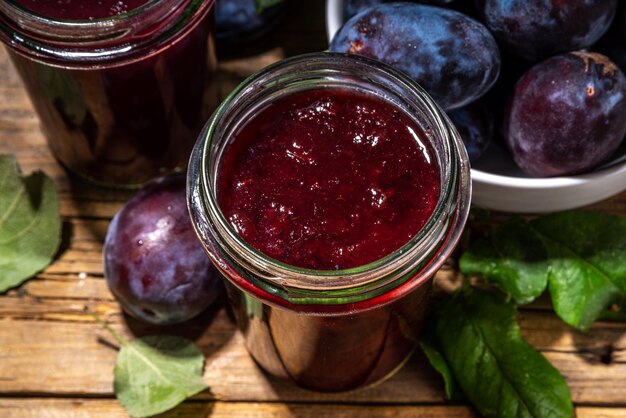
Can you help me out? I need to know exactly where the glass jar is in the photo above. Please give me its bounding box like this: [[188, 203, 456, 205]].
[[0, 0, 217, 187], [188, 53, 471, 392]]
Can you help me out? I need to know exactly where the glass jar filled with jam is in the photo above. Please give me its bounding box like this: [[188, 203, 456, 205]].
[[0, 0, 217, 187], [188, 53, 470, 392]]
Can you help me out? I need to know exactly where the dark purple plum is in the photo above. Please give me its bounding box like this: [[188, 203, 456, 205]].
[[448, 101, 493, 163], [475, 0, 617, 61], [215, 0, 286, 42], [330, 3, 500, 110], [344, 0, 383, 20], [419, 0, 454, 4], [344, 0, 454, 21], [104, 174, 222, 324], [504, 51, 626, 177]]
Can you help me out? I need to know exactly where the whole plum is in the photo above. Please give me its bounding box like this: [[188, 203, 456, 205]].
[[344, 0, 382, 20], [475, 0, 617, 61], [420, 0, 454, 4], [504, 51, 626, 177], [448, 101, 493, 163], [104, 174, 222, 324], [330, 3, 500, 110], [344, 0, 454, 21], [215, 0, 286, 42]]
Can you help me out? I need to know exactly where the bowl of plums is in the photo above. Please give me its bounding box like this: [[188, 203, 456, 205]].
[[327, 0, 626, 213]]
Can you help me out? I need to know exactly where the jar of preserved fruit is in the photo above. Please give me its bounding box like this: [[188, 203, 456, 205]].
[[0, 0, 217, 187], [188, 53, 470, 392]]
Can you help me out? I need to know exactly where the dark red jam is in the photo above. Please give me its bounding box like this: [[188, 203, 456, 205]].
[[15, 0, 150, 20], [217, 88, 440, 270]]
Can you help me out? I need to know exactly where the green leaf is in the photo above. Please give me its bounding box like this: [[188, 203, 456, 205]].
[[460, 218, 550, 304], [531, 211, 626, 331], [255, 0, 284, 13], [0, 155, 61, 293], [114, 334, 208, 418], [460, 211, 626, 331], [432, 287, 573, 418], [419, 326, 464, 402]]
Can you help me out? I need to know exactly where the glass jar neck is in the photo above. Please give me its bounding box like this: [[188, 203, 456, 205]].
[[188, 53, 471, 306], [0, 0, 213, 67]]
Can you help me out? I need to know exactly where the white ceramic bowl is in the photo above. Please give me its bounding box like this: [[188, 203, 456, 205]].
[[326, 0, 345, 41], [325, 0, 626, 213]]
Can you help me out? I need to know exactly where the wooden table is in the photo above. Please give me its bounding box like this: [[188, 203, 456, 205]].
[[1, 3, 626, 416]]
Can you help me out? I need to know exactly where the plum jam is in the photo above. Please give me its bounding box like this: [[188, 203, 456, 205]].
[[217, 89, 440, 270], [15, 0, 150, 20], [188, 53, 471, 391], [0, 0, 217, 187]]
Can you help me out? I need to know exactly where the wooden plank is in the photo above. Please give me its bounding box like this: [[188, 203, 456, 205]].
[[0, 399, 480, 418], [0, 304, 625, 404], [577, 408, 626, 418], [0, 315, 447, 403], [2, 399, 626, 418], [21, 275, 112, 301]]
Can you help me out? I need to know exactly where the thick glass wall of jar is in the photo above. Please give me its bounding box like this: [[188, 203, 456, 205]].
[[0, 0, 218, 187], [188, 53, 471, 392]]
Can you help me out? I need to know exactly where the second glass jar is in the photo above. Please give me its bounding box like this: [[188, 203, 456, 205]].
[[0, 0, 218, 187]]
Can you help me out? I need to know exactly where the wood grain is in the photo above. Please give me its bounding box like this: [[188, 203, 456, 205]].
[[1, 301, 625, 404], [1, 399, 625, 418], [1, 2, 626, 416], [0, 399, 481, 418]]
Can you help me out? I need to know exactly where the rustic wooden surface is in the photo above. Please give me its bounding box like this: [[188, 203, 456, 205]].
[[1, 2, 626, 417]]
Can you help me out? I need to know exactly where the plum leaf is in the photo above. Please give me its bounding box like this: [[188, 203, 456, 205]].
[[0, 155, 60, 293], [460, 217, 549, 304], [460, 211, 626, 331], [108, 327, 208, 418], [419, 326, 464, 403], [426, 287, 573, 418], [533, 211, 626, 331]]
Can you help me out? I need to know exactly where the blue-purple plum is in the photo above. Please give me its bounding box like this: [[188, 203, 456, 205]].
[[504, 52, 626, 177], [475, 0, 617, 61], [215, 0, 286, 42], [344, 0, 454, 21], [104, 174, 222, 324], [448, 102, 493, 163], [419, 0, 454, 4], [330, 3, 500, 110], [344, 0, 382, 20]]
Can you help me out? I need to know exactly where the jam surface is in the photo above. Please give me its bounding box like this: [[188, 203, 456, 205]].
[[218, 89, 440, 270], [15, 0, 150, 20]]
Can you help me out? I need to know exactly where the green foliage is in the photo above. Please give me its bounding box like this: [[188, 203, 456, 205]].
[[460, 211, 626, 330], [113, 333, 208, 418], [0, 155, 60, 293], [423, 287, 573, 418]]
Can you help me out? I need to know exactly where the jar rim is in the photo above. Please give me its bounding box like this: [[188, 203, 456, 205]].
[[0, 0, 214, 67], [190, 52, 471, 302]]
